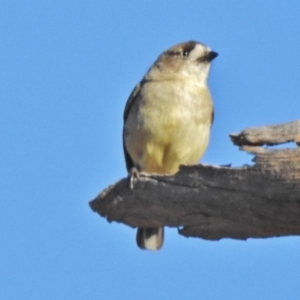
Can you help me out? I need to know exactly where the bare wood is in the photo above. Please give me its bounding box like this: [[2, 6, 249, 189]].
[[230, 119, 300, 146], [90, 120, 300, 241]]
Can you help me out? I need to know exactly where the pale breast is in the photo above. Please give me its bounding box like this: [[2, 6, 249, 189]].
[[124, 79, 213, 174]]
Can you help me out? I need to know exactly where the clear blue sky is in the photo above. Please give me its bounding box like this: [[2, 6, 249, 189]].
[[1, 1, 300, 299]]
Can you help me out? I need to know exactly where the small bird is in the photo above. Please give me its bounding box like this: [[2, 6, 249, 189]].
[[123, 41, 218, 251]]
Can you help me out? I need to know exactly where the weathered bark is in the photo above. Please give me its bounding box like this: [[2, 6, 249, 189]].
[[90, 120, 300, 240]]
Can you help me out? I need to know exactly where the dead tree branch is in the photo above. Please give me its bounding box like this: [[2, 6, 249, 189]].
[[90, 119, 300, 240]]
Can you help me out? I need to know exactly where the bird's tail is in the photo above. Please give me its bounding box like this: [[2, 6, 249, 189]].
[[136, 227, 164, 251]]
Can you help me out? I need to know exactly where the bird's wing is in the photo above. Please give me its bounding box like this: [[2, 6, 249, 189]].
[[122, 82, 142, 172]]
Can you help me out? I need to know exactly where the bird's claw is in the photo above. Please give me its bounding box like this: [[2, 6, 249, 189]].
[[129, 167, 140, 189]]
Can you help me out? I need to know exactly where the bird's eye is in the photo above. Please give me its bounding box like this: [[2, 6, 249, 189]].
[[181, 50, 189, 57]]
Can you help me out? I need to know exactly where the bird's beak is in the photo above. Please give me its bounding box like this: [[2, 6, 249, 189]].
[[197, 51, 218, 63], [207, 51, 218, 61]]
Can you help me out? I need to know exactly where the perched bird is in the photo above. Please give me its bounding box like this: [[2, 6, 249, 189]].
[[123, 41, 218, 251]]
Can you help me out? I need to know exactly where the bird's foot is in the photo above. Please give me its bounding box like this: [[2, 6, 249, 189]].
[[129, 167, 140, 189]]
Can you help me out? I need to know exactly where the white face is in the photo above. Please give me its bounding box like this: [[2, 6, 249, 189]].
[[181, 43, 213, 84], [146, 41, 218, 86]]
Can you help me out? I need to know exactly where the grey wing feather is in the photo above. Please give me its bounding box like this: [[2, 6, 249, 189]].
[[122, 82, 142, 172]]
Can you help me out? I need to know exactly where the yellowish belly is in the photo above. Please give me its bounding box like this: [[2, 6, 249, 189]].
[[126, 121, 210, 174]]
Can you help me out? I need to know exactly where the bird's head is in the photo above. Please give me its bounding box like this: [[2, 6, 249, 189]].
[[146, 41, 218, 86]]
